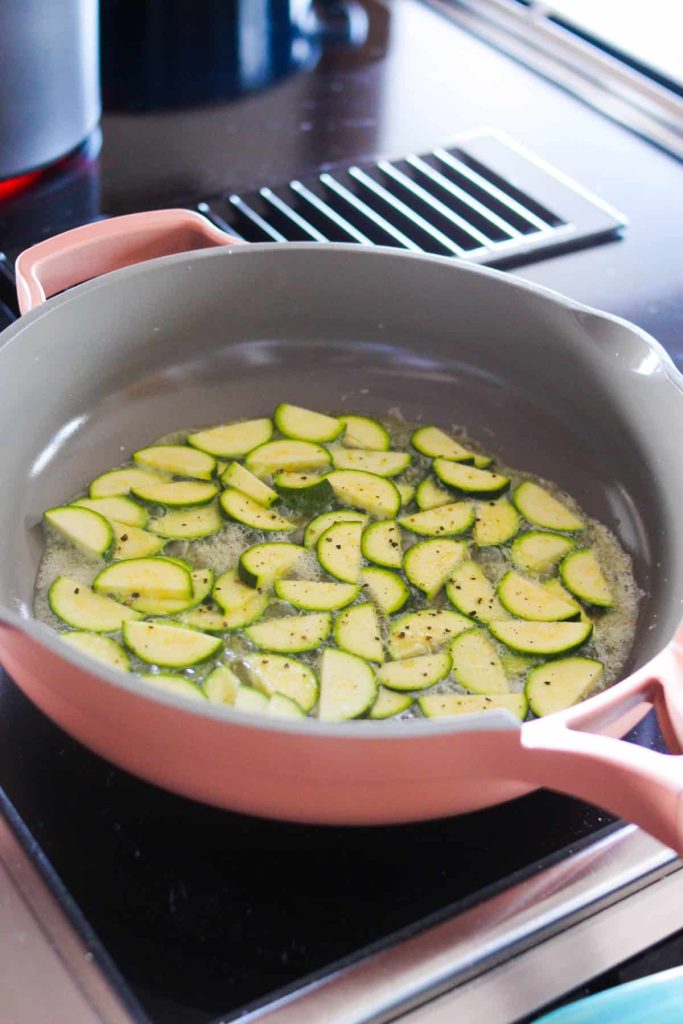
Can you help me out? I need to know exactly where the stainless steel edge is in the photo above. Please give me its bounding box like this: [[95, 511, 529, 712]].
[[226, 827, 679, 1024]]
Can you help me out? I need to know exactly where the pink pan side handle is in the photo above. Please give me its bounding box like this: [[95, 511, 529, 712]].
[[15, 209, 242, 314], [515, 629, 683, 853]]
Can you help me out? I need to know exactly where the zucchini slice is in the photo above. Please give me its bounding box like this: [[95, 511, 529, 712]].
[[245, 439, 331, 478], [49, 578, 141, 632], [513, 481, 583, 532], [526, 657, 604, 716], [411, 426, 475, 463], [403, 538, 467, 600], [204, 664, 241, 704], [473, 454, 494, 470], [187, 418, 273, 458], [112, 522, 166, 560], [148, 501, 223, 540], [234, 685, 270, 714], [274, 403, 343, 442], [377, 651, 451, 692], [246, 654, 318, 712], [219, 489, 296, 532], [319, 649, 377, 721], [140, 673, 207, 702], [304, 509, 368, 548], [398, 502, 474, 537], [73, 496, 149, 528], [419, 693, 528, 720], [369, 687, 413, 719], [89, 467, 170, 498], [268, 693, 307, 718], [450, 629, 508, 694], [133, 444, 216, 481], [360, 567, 411, 615], [274, 579, 359, 611], [245, 612, 332, 653], [338, 414, 390, 451], [273, 472, 335, 514], [128, 568, 214, 615], [497, 571, 579, 622], [220, 462, 279, 507], [474, 500, 520, 547], [238, 542, 307, 589], [361, 520, 403, 569], [416, 477, 451, 511], [180, 602, 243, 632], [94, 557, 192, 601], [44, 506, 113, 560], [61, 631, 130, 671], [334, 603, 384, 662], [445, 560, 507, 624], [330, 449, 411, 478], [123, 621, 222, 667], [434, 459, 510, 499], [388, 609, 472, 659], [489, 619, 592, 656], [560, 549, 613, 608], [510, 530, 575, 573], [396, 481, 415, 507], [212, 568, 268, 626], [326, 470, 401, 517], [317, 521, 363, 583], [131, 480, 219, 508]]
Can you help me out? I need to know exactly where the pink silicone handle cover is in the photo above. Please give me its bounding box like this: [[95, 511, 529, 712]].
[[516, 625, 683, 852], [15, 209, 241, 313]]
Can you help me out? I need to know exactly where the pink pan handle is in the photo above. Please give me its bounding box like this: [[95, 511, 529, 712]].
[[516, 626, 683, 852], [14, 209, 242, 314]]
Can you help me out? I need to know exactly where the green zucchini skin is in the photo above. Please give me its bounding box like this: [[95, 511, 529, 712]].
[[273, 472, 335, 514], [488, 619, 593, 657], [433, 459, 510, 499]]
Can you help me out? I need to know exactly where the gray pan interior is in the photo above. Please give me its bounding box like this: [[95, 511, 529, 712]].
[[2, 243, 683, 677]]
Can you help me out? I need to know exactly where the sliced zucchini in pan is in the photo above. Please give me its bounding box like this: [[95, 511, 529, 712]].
[[411, 426, 475, 463], [139, 673, 207, 701], [245, 612, 332, 653], [61, 631, 130, 671], [220, 462, 279, 507], [369, 687, 413, 719], [317, 521, 363, 583], [330, 449, 411, 477], [449, 629, 508, 694], [212, 568, 268, 626], [488, 619, 592, 656], [326, 470, 401, 517], [377, 651, 451, 692], [273, 471, 334, 514], [474, 500, 520, 547], [526, 657, 604, 716], [267, 693, 307, 718], [416, 477, 451, 511], [560, 549, 613, 608], [131, 480, 219, 508], [238, 542, 307, 589], [274, 579, 359, 611], [398, 502, 474, 537], [187, 418, 273, 457], [73, 496, 149, 528], [234, 685, 270, 714], [133, 444, 216, 480], [128, 568, 214, 615], [473, 454, 494, 470], [419, 693, 528, 720], [123, 620, 222, 667], [94, 557, 192, 601], [396, 481, 415, 506], [497, 571, 579, 622], [334, 603, 384, 662], [338, 414, 390, 451], [148, 501, 223, 540], [510, 530, 576, 573], [403, 539, 467, 600], [112, 522, 166, 560], [44, 506, 113, 559], [181, 602, 242, 632], [513, 481, 583, 532], [89, 467, 170, 498], [49, 578, 141, 632], [304, 509, 368, 548], [246, 654, 318, 712], [319, 649, 377, 721], [388, 609, 471, 659], [245, 439, 331, 478], [219, 489, 295, 532], [360, 567, 411, 615], [204, 664, 241, 704], [361, 520, 403, 569], [445, 560, 507, 624], [274, 403, 343, 442], [434, 459, 510, 499]]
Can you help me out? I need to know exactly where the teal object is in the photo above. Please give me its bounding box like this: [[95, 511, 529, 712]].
[[535, 967, 683, 1023]]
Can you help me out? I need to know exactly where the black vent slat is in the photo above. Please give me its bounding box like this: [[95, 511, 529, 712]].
[[319, 172, 422, 251]]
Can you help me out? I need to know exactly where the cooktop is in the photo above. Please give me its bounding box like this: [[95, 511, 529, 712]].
[[1, 2, 682, 1022]]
